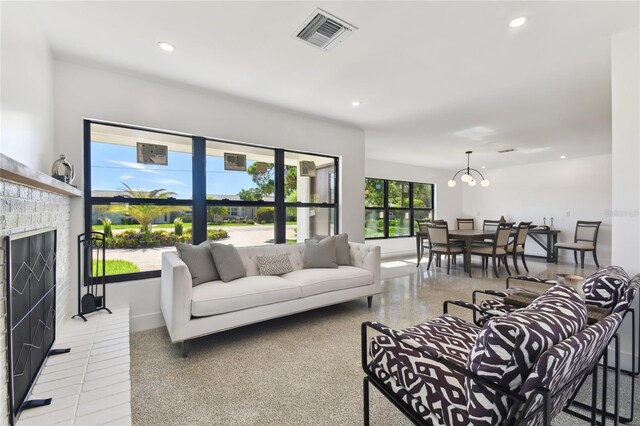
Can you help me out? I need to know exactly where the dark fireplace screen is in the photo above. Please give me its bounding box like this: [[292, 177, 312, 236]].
[[5, 227, 57, 424]]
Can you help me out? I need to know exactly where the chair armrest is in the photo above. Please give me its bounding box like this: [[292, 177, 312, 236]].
[[506, 276, 557, 290], [161, 251, 193, 342], [365, 321, 443, 359]]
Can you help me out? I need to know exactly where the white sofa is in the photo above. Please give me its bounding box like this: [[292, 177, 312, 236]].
[[161, 241, 381, 356]]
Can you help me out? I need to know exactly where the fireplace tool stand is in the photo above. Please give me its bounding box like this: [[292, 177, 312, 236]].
[[73, 231, 112, 321]]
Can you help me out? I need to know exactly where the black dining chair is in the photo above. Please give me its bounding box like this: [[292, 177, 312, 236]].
[[470, 222, 514, 277], [554, 220, 602, 268], [506, 221, 532, 275], [425, 222, 464, 274]]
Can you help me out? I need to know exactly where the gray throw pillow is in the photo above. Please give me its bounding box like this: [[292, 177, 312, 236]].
[[175, 240, 219, 286], [314, 233, 351, 265], [304, 237, 338, 269], [209, 243, 247, 282], [256, 254, 293, 276]]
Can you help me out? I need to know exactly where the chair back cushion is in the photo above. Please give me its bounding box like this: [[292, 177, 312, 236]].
[[465, 285, 587, 425], [515, 222, 532, 245], [575, 220, 601, 243], [427, 223, 449, 245], [520, 313, 621, 424], [581, 266, 630, 310], [495, 223, 514, 247]]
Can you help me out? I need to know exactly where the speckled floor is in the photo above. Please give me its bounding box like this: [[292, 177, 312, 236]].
[[130, 257, 639, 425]]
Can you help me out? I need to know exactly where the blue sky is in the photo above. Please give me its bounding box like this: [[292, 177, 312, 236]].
[[91, 142, 258, 198]]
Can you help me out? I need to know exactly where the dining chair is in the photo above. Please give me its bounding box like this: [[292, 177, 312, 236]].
[[416, 220, 447, 267], [554, 220, 602, 268], [506, 221, 532, 275], [470, 222, 514, 277], [456, 218, 475, 230], [425, 222, 464, 274]]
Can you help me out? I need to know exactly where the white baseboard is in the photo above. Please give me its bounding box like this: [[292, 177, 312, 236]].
[[130, 311, 165, 332], [606, 345, 639, 373]]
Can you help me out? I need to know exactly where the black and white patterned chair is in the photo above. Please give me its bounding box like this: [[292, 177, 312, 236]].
[[361, 285, 630, 426]]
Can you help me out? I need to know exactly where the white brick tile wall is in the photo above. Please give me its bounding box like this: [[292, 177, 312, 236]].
[[1, 179, 73, 424]]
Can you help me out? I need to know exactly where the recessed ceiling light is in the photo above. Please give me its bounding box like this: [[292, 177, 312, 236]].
[[158, 41, 176, 52], [509, 16, 528, 28], [560, 155, 567, 159], [351, 100, 361, 107], [481, 166, 486, 169]]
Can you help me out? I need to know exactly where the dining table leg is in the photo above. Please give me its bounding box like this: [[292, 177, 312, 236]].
[[464, 237, 472, 277], [416, 234, 422, 266]]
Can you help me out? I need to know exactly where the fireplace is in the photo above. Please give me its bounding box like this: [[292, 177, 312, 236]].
[[5, 227, 57, 424]]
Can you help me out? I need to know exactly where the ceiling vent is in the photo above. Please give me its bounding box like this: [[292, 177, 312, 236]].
[[294, 8, 357, 51], [498, 148, 518, 153]]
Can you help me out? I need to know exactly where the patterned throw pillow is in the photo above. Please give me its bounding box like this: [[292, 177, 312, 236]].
[[581, 266, 630, 310], [465, 285, 587, 425], [256, 254, 293, 276]]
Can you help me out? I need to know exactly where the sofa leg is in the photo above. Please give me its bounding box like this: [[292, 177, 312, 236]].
[[181, 340, 189, 358], [367, 296, 373, 309]]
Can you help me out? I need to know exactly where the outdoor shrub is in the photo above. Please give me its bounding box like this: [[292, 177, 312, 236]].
[[208, 229, 229, 240], [256, 207, 275, 224], [99, 217, 113, 238], [174, 218, 184, 236]]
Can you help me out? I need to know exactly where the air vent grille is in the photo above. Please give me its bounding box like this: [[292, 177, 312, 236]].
[[498, 148, 518, 153], [295, 9, 357, 51]]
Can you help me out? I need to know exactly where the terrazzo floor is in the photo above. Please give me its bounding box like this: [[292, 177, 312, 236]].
[[130, 257, 640, 425]]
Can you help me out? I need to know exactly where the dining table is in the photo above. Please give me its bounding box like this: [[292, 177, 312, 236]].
[[416, 229, 493, 277], [448, 229, 495, 277]]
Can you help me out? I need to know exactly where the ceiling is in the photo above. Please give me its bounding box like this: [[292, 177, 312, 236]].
[[29, 1, 639, 170]]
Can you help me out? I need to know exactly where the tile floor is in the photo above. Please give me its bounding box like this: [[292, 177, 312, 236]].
[[16, 308, 131, 426]]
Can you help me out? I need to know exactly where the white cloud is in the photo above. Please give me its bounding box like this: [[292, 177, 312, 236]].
[[153, 178, 186, 186], [120, 175, 133, 180], [106, 160, 158, 173]]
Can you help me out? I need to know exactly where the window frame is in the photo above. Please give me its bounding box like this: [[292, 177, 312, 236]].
[[364, 177, 434, 240], [84, 119, 339, 283]]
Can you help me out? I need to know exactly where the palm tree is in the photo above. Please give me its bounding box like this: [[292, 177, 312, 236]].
[[112, 182, 180, 233]]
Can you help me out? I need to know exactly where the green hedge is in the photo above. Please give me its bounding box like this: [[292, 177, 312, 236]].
[[105, 228, 228, 249]]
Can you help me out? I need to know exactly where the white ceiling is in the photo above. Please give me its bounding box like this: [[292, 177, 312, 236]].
[[30, 1, 639, 170]]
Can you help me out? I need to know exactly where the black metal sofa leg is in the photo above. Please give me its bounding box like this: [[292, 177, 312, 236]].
[[181, 340, 189, 358], [367, 296, 373, 308]]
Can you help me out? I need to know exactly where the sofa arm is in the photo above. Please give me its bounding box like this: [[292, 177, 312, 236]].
[[161, 251, 193, 342], [349, 242, 381, 287]]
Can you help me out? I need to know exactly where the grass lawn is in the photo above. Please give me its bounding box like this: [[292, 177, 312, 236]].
[[92, 259, 140, 275]]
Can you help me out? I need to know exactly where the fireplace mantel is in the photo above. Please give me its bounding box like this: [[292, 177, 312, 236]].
[[0, 153, 81, 197]]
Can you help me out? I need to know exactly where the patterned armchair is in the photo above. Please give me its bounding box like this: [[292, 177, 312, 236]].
[[361, 285, 630, 425]]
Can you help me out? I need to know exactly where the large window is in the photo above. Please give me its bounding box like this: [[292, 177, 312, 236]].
[[364, 178, 434, 239], [85, 120, 339, 282]]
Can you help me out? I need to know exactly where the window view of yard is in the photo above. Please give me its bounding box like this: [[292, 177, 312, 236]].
[[89, 123, 335, 277]]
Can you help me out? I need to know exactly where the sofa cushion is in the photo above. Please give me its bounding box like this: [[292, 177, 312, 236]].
[[581, 266, 630, 310], [281, 266, 373, 297], [191, 276, 302, 317], [175, 240, 219, 286], [303, 237, 338, 269], [210, 243, 247, 283], [256, 253, 293, 276], [465, 285, 587, 425], [315, 233, 351, 265]]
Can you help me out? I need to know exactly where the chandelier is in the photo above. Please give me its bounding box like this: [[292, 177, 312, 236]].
[[447, 151, 490, 188]]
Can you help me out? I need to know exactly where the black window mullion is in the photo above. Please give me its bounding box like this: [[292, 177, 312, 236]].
[[334, 157, 339, 235], [383, 180, 389, 238], [83, 120, 92, 237], [274, 149, 286, 244], [409, 182, 414, 237], [192, 136, 207, 244]]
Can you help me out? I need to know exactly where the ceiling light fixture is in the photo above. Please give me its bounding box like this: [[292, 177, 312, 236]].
[[448, 151, 490, 188], [509, 16, 528, 28], [560, 155, 567, 159], [351, 100, 361, 107], [158, 41, 176, 52]]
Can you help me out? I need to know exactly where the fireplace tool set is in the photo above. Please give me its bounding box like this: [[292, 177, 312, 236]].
[[73, 231, 112, 321]]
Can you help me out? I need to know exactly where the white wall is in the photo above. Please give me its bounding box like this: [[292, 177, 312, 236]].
[[53, 60, 365, 331], [611, 27, 639, 372], [462, 154, 612, 266], [365, 158, 463, 258], [0, 2, 55, 173]]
